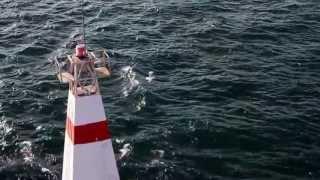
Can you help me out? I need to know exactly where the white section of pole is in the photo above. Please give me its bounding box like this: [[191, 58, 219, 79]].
[[62, 91, 120, 180]]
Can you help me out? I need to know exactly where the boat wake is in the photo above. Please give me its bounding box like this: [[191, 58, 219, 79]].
[[120, 65, 140, 98], [119, 65, 146, 112]]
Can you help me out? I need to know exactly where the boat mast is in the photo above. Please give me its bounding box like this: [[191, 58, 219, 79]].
[[81, 0, 86, 45]]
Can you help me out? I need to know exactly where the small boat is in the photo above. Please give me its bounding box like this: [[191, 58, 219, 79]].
[[50, 0, 112, 96], [53, 47, 112, 83], [52, 43, 112, 96]]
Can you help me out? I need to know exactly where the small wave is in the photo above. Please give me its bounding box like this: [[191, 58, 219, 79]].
[[18, 46, 52, 56], [0, 53, 6, 60], [1, 23, 17, 33], [0, 80, 4, 88], [44, 20, 56, 30]]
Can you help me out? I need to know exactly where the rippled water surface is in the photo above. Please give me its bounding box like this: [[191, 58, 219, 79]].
[[1, 0, 320, 179]]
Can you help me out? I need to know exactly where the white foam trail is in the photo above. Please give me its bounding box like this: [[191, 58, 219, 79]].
[[20, 141, 34, 163], [41, 167, 50, 173], [115, 138, 125, 144], [120, 65, 140, 97], [0, 119, 12, 136], [39, 164, 57, 179], [135, 96, 146, 112], [0, 118, 13, 149], [121, 65, 132, 77]]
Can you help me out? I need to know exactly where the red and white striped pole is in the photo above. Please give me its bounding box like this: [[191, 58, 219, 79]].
[[62, 90, 120, 180], [56, 43, 119, 179]]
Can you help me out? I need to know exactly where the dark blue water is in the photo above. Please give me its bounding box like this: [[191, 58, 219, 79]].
[[1, 0, 320, 179]]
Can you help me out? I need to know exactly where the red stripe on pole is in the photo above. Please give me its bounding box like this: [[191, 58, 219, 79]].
[[66, 117, 111, 144]]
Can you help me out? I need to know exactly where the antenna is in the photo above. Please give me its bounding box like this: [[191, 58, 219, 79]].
[[81, 0, 86, 45]]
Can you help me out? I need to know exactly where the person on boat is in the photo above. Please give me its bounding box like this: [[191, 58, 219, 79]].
[[75, 43, 87, 59]]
